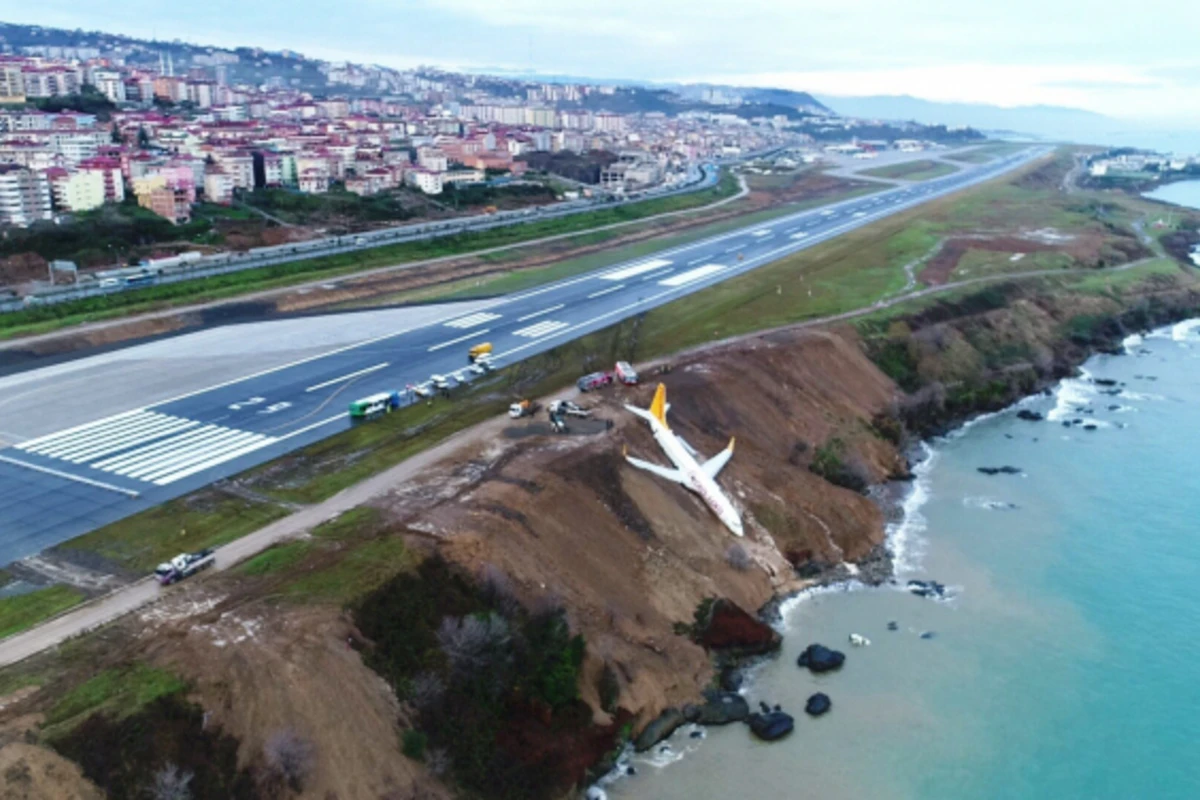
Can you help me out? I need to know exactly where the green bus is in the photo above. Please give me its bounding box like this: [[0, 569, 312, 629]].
[[349, 391, 402, 419]]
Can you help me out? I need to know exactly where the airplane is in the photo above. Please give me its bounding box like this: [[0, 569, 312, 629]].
[[624, 383, 744, 537]]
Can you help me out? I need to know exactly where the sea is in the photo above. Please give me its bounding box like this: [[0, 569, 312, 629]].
[[1144, 180, 1200, 212], [601, 322, 1200, 800]]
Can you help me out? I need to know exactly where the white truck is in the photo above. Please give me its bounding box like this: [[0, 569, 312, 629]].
[[154, 549, 216, 585]]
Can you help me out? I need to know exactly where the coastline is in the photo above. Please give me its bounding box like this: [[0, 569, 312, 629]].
[[595, 307, 1200, 798]]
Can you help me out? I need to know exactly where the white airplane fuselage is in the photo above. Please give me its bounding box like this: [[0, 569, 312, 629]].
[[644, 415, 744, 537]]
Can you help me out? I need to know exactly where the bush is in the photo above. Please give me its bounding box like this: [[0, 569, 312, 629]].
[[402, 729, 428, 760], [262, 729, 314, 793], [725, 543, 752, 571], [809, 438, 871, 494]]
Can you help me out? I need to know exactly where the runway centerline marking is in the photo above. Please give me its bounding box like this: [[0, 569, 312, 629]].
[[428, 329, 491, 352], [587, 284, 625, 299], [516, 304, 565, 322], [305, 362, 390, 393]]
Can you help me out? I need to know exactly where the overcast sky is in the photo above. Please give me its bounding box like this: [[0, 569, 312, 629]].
[[7, 0, 1200, 124]]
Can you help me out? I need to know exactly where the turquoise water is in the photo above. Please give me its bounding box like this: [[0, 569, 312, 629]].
[[606, 322, 1200, 800], [1143, 179, 1200, 211]]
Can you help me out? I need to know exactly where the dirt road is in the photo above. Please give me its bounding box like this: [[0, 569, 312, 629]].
[[0, 250, 1160, 669]]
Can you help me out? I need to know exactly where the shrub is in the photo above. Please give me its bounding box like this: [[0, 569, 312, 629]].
[[809, 438, 870, 494], [724, 543, 752, 571], [402, 729, 428, 760]]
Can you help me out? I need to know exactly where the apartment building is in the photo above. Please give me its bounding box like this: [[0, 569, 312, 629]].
[[49, 168, 106, 212], [0, 165, 53, 226]]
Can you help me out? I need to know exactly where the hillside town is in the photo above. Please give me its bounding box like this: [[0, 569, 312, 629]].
[[0, 23, 982, 235]]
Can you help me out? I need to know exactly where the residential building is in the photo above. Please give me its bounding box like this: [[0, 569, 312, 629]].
[[91, 70, 126, 103], [0, 165, 53, 227], [50, 168, 106, 212], [405, 168, 443, 194], [203, 169, 236, 204], [298, 168, 331, 194], [0, 65, 25, 104]]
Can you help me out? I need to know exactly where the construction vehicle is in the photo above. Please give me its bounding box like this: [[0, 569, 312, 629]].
[[614, 361, 639, 385], [348, 391, 402, 419], [508, 399, 542, 419], [468, 353, 495, 375], [548, 399, 591, 419], [154, 549, 216, 585], [468, 342, 493, 363], [483, 205, 498, 214]]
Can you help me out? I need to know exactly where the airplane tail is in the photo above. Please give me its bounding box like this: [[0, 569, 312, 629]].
[[648, 383, 668, 427], [624, 383, 670, 428]]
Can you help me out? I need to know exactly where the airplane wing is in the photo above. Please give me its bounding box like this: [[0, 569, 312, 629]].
[[625, 455, 685, 484], [676, 433, 699, 457], [700, 438, 735, 479]]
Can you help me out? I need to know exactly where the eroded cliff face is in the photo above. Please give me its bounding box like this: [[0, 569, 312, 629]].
[[407, 328, 904, 730]]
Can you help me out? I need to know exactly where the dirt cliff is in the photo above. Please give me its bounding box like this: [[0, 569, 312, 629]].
[[386, 327, 904, 734]]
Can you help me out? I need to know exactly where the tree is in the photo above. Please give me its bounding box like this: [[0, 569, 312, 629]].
[[137, 126, 151, 149], [148, 764, 194, 800], [436, 613, 512, 676]]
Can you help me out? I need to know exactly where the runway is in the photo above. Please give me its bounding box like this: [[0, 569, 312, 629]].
[[0, 148, 1045, 565]]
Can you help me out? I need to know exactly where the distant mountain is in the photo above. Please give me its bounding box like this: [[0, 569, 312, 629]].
[[816, 95, 1117, 142]]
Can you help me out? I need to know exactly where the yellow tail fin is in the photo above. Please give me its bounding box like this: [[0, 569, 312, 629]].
[[649, 383, 668, 426]]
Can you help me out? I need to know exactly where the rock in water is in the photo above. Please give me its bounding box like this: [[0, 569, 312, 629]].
[[684, 692, 750, 725], [977, 466, 1022, 475], [887, 621, 899, 631], [693, 598, 781, 657], [747, 711, 794, 741], [634, 707, 686, 752], [1016, 409, 1044, 421], [797, 643, 846, 673], [907, 579, 947, 598], [920, 631, 937, 640], [805, 692, 832, 717]]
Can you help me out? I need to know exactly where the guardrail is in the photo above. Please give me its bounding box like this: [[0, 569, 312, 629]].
[[3, 154, 764, 314]]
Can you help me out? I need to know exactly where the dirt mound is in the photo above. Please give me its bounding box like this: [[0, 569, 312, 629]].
[[0, 734, 102, 800], [143, 602, 447, 800]]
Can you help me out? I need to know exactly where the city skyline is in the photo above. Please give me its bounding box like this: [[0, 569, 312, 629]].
[[4, 1, 1200, 125]]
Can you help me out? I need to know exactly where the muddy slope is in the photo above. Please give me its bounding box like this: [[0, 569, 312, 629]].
[[397, 327, 903, 728]]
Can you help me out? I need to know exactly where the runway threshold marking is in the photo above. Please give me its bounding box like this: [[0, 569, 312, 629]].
[[428, 329, 491, 352], [587, 284, 625, 299], [641, 268, 674, 281], [513, 320, 570, 338], [305, 362, 390, 393], [660, 265, 725, 286], [516, 303, 564, 322], [0, 454, 140, 498]]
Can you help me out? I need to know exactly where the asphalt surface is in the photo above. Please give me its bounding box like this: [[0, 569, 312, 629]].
[[0, 148, 1045, 566]]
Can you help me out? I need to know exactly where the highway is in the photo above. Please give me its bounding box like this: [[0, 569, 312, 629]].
[[0, 148, 1044, 566]]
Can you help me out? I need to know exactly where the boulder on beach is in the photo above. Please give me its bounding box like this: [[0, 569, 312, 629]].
[[797, 643, 846, 673], [634, 707, 686, 752], [805, 692, 832, 717], [1015, 409, 1044, 422], [684, 691, 750, 726], [747, 711, 794, 741], [693, 598, 782, 657], [977, 466, 1021, 476]]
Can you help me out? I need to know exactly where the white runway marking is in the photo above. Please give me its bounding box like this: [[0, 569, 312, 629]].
[[659, 264, 725, 286], [601, 258, 672, 281], [752, 229, 771, 237], [428, 330, 491, 352], [513, 320, 570, 338], [443, 311, 501, 329], [305, 362, 390, 392], [0, 454, 140, 497], [790, 232, 809, 240], [14, 409, 278, 486], [516, 303, 564, 322], [587, 284, 625, 299]]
